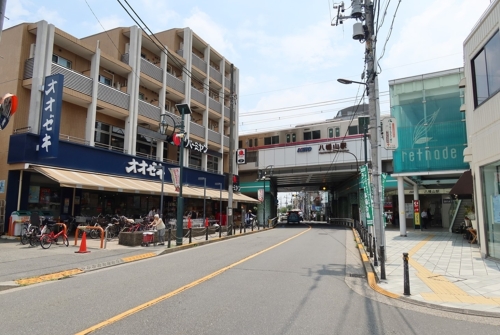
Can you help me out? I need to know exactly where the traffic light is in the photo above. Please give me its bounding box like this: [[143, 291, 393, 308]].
[[165, 133, 181, 146]]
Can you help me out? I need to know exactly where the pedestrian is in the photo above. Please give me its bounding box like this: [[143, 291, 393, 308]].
[[421, 208, 428, 229], [151, 214, 166, 245], [147, 207, 156, 219], [245, 210, 255, 227]]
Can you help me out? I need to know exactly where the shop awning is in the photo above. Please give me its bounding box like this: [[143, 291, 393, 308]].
[[449, 169, 473, 199], [32, 165, 179, 196], [184, 186, 260, 203]]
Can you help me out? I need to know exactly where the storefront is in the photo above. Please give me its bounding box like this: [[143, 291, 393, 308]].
[[480, 162, 500, 259], [4, 132, 258, 230]]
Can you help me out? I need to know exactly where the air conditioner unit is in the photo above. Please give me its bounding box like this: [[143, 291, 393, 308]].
[[115, 82, 121, 90]]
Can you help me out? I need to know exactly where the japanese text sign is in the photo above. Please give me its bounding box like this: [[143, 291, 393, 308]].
[[39, 74, 64, 158]]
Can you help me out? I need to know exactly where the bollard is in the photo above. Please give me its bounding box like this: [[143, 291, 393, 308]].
[[403, 252, 410, 295], [205, 227, 209, 241], [244, 223, 246, 233], [380, 246, 386, 280], [189, 228, 192, 244], [251, 222, 254, 232], [240, 223, 243, 234], [368, 233, 373, 258], [234, 224, 236, 235], [219, 224, 222, 239], [373, 236, 378, 266], [167, 227, 171, 248]]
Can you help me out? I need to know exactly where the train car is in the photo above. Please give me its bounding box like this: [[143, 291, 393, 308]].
[[239, 104, 370, 151]]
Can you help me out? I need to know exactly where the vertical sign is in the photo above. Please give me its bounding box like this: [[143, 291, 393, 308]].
[[360, 164, 373, 226], [413, 200, 421, 228], [168, 168, 180, 192], [258, 189, 264, 202], [236, 148, 246, 164], [39, 74, 64, 158], [381, 173, 387, 227], [382, 117, 398, 150]]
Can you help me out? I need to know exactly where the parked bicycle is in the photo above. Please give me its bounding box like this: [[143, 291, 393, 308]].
[[20, 221, 41, 247], [40, 221, 69, 249]]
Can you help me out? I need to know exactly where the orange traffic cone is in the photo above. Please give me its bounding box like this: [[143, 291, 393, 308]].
[[187, 217, 192, 229], [75, 232, 90, 253], [205, 217, 209, 227]]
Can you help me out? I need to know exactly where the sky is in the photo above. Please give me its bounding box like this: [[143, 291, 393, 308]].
[[4, 0, 493, 137]]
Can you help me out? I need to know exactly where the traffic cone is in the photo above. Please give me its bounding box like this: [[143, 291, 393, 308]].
[[75, 232, 90, 253], [187, 217, 192, 229], [205, 217, 209, 227]]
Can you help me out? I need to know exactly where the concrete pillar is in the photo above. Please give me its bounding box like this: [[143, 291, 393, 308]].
[[86, 41, 100, 146], [398, 176, 407, 236]]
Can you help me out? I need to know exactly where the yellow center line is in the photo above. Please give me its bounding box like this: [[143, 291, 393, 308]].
[[75, 227, 312, 335]]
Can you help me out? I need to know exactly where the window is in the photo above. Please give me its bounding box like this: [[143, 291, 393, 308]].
[[189, 151, 202, 169], [238, 140, 242, 148], [286, 134, 291, 143], [99, 75, 112, 86], [207, 155, 219, 173], [348, 126, 358, 135], [472, 30, 500, 106], [249, 139, 253, 147], [95, 122, 124, 152], [141, 53, 146, 59], [254, 138, 258, 146], [138, 93, 145, 101], [303, 130, 320, 140], [328, 128, 334, 138], [136, 134, 157, 159], [247, 151, 257, 163], [292, 134, 296, 142], [335, 127, 340, 137], [52, 54, 71, 69], [264, 137, 272, 145], [265, 136, 279, 145]]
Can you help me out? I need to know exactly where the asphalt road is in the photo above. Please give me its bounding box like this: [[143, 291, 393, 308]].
[[1, 225, 500, 335]]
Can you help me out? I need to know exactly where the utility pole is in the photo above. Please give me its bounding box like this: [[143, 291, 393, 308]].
[[227, 64, 235, 235], [332, 0, 385, 277]]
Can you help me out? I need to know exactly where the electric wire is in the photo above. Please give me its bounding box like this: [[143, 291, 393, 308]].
[[377, 0, 402, 69]]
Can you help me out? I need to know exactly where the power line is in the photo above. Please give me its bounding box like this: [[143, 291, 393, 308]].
[[377, 0, 402, 70]]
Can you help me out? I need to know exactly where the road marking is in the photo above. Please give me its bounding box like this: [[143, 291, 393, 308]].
[[75, 227, 312, 335], [122, 253, 156, 262], [407, 234, 500, 305], [16, 269, 83, 286]]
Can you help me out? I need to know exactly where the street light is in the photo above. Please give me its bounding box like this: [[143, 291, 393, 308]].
[[257, 165, 273, 228], [160, 104, 192, 246], [198, 177, 206, 227], [156, 165, 165, 221], [215, 182, 222, 238], [337, 78, 370, 96]]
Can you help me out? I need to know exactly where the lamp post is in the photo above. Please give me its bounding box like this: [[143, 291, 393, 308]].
[[198, 177, 206, 227], [257, 165, 273, 228], [161, 104, 192, 246], [215, 182, 222, 237], [338, 75, 385, 276]]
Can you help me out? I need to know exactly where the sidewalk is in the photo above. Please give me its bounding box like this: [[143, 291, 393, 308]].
[[0, 227, 254, 288], [357, 226, 500, 317]]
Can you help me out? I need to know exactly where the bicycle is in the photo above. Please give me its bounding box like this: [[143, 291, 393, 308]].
[[40, 222, 69, 249], [20, 221, 41, 247]]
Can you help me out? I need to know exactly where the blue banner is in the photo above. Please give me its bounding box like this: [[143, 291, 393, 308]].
[[39, 73, 64, 159]]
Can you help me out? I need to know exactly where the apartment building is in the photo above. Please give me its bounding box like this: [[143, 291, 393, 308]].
[[0, 20, 250, 230], [463, 0, 500, 259]]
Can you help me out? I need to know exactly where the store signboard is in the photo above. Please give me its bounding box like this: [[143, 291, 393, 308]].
[[382, 117, 398, 150], [360, 164, 373, 226], [39, 73, 64, 159], [413, 200, 421, 228]]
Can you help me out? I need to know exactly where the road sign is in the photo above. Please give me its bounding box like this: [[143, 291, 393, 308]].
[[382, 117, 398, 150]]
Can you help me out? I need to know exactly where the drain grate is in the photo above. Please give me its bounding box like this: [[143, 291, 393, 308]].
[[349, 273, 366, 278]]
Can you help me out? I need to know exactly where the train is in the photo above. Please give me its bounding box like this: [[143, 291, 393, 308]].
[[239, 104, 371, 150]]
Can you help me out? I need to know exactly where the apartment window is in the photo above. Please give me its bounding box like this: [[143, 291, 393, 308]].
[[304, 130, 320, 140], [95, 122, 124, 152], [286, 134, 291, 143], [99, 75, 112, 86], [138, 93, 145, 101], [207, 155, 219, 173], [328, 128, 334, 138], [249, 139, 253, 147], [264, 136, 279, 145], [247, 151, 257, 163], [136, 134, 157, 159], [472, 30, 500, 106], [189, 151, 202, 169], [292, 134, 296, 142], [254, 138, 258, 146], [165, 103, 170, 112], [52, 54, 72, 69]]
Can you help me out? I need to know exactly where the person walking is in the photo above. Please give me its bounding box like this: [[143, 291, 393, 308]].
[[421, 208, 428, 229], [151, 214, 166, 245]]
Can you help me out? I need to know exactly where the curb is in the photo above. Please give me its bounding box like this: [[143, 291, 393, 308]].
[[8, 227, 272, 288], [350, 228, 500, 318]]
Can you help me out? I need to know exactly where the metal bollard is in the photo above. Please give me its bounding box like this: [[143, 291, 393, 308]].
[[368, 233, 373, 258], [381, 246, 386, 280], [240, 223, 243, 234], [167, 227, 171, 248], [206, 227, 209, 241], [189, 228, 192, 244], [403, 252, 410, 295], [219, 224, 222, 239], [373, 236, 378, 266]]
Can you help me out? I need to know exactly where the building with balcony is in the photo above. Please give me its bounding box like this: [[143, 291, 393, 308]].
[[0, 20, 253, 230]]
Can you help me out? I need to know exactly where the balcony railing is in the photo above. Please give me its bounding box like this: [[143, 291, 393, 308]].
[[167, 72, 185, 93], [98, 83, 130, 110], [192, 53, 207, 73], [208, 129, 221, 144], [24, 58, 94, 96], [210, 66, 222, 84], [138, 100, 161, 121], [209, 98, 222, 113], [224, 106, 230, 118], [140, 57, 163, 83], [189, 121, 205, 138], [223, 135, 229, 148], [191, 87, 206, 105], [177, 50, 184, 58]]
